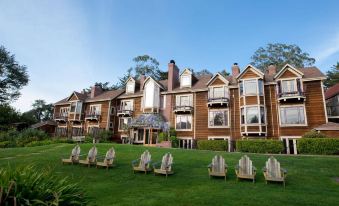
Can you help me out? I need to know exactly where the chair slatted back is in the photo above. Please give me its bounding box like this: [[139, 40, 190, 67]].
[[87, 146, 97, 162], [211, 155, 225, 173], [160, 153, 173, 171], [71, 145, 81, 161], [266, 156, 282, 178], [239, 155, 253, 176], [104, 147, 116, 165], [139, 150, 151, 169]]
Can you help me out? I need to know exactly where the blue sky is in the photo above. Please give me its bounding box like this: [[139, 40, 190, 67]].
[[0, 0, 339, 112]]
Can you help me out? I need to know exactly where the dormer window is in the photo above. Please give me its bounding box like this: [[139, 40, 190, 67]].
[[281, 79, 297, 93], [181, 75, 191, 88], [126, 77, 135, 94], [69, 101, 82, 113], [240, 79, 264, 96]]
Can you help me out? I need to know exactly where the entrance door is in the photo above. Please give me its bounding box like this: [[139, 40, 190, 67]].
[[283, 138, 298, 154], [144, 129, 150, 145]]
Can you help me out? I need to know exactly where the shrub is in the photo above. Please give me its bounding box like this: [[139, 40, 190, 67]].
[[297, 138, 339, 155], [302, 130, 328, 138], [158, 132, 167, 142], [16, 128, 50, 146], [95, 130, 113, 142], [0, 165, 88, 205], [0, 141, 10, 148], [197, 140, 228, 151], [170, 136, 179, 148], [169, 128, 176, 137], [25, 140, 55, 147], [236, 140, 284, 154]]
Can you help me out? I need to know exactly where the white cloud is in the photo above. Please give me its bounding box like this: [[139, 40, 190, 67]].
[[312, 32, 339, 65]]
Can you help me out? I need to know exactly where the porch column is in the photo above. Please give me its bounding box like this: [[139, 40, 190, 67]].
[[150, 128, 153, 145], [143, 128, 146, 145]]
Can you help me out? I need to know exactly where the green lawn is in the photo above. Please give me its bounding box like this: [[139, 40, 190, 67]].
[[1, 143, 339, 206]]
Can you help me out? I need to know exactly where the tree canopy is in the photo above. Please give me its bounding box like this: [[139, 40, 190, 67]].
[[0, 46, 29, 103], [324, 62, 339, 88], [251, 43, 316, 71]]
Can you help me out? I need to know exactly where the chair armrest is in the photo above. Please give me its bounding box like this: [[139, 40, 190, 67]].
[[253, 166, 257, 171], [225, 164, 228, 169], [208, 163, 212, 168], [262, 167, 267, 172], [131, 159, 140, 166], [235, 165, 240, 170], [281, 168, 287, 174], [152, 161, 161, 169]]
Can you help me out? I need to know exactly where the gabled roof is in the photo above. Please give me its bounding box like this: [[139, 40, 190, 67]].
[[206, 72, 229, 86], [236, 64, 264, 80], [274, 64, 304, 79], [142, 76, 165, 90], [31, 120, 57, 129], [125, 76, 136, 84], [66, 91, 88, 101], [325, 83, 339, 99], [180, 68, 193, 76], [314, 122, 339, 131]]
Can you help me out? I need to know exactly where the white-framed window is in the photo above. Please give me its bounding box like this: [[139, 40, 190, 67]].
[[120, 100, 133, 111], [160, 95, 166, 109], [118, 117, 132, 131], [175, 115, 192, 131], [89, 104, 101, 115], [208, 86, 229, 99], [281, 79, 296, 93], [279, 105, 307, 126], [240, 79, 263, 96], [241, 106, 266, 125], [180, 75, 191, 88], [60, 107, 69, 116], [208, 109, 229, 128], [143, 80, 160, 109], [176, 94, 192, 107], [126, 80, 135, 94], [69, 101, 82, 113]]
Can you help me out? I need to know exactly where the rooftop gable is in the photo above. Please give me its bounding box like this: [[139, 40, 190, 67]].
[[206, 73, 229, 86], [236, 64, 264, 80], [274, 64, 304, 79]]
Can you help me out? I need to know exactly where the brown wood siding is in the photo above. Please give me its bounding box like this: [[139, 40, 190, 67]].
[[195, 91, 230, 140], [115, 97, 142, 136], [54, 104, 69, 115], [210, 78, 225, 86], [69, 94, 78, 101], [279, 70, 298, 79], [241, 69, 260, 79], [230, 88, 241, 140], [245, 96, 259, 105], [264, 84, 279, 139], [318, 130, 339, 138], [279, 80, 327, 136]]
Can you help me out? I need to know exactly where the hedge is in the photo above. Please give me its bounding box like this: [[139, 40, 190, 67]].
[[297, 138, 339, 155], [236, 140, 283, 154], [197, 140, 228, 151]]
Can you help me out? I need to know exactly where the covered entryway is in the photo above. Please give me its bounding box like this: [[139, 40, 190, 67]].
[[280, 136, 301, 154]]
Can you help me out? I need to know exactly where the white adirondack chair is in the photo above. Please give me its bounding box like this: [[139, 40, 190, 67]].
[[153, 153, 174, 178], [62, 145, 81, 164], [235, 155, 256, 183], [96, 147, 116, 169], [79, 146, 98, 167], [208, 155, 228, 181], [263, 156, 287, 187], [132, 150, 152, 174]]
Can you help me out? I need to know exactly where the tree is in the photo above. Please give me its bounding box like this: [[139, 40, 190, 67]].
[[23, 99, 53, 122], [194, 69, 212, 77], [0, 46, 29, 103], [324, 62, 339, 88], [0, 104, 21, 130], [132, 55, 164, 80], [251, 43, 316, 71], [219, 70, 230, 77]]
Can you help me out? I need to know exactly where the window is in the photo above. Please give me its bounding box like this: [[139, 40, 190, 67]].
[[89, 105, 101, 115], [240, 82, 244, 96], [76, 102, 82, 113], [209, 110, 228, 127], [121, 100, 133, 111], [241, 106, 266, 125], [181, 75, 191, 87], [60, 107, 69, 116], [109, 122, 114, 129], [70, 101, 82, 113], [143, 80, 160, 108], [280, 106, 306, 125], [126, 80, 135, 93], [281, 79, 296, 93], [110, 107, 115, 115], [175, 115, 192, 130], [209, 86, 228, 99], [258, 80, 264, 95], [176, 95, 192, 107], [70, 102, 76, 113], [118, 117, 132, 131], [241, 79, 264, 96], [160, 95, 166, 109]]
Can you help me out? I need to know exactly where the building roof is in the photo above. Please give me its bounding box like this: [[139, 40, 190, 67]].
[[314, 122, 339, 131], [31, 120, 57, 129], [325, 83, 339, 100]]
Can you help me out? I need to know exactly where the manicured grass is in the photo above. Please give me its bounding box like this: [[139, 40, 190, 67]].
[[1, 143, 339, 206]]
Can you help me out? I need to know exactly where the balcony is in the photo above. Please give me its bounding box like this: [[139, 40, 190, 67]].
[[207, 96, 229, 107], [54, 113, 68, 122], [85, 111, 101, 121], [68, 113, 84, 122], [278, 90, 306, 102], [117, 107, 133, 117], [173, 105, 194, 114]]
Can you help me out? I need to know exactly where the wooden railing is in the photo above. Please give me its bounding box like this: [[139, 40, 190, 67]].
[[278, 91, 305, 99], [85, 111, 101, 120], [54, 113, 68, 121]]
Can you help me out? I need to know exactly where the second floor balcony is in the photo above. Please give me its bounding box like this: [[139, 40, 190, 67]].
[[173, 105, 194, 114], [85, 111, 101, 121], [117, 107, 133, 117], [278, 90, 306, 102], [54, 113, 68, 122], [207, 96, 229, 107]]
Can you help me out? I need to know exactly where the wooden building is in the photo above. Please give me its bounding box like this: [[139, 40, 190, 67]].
[[53, 60, 330, 153]]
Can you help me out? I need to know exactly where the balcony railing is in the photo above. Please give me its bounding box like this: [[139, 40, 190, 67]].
[[85, 111, 101, 120], [173, 105, 194, 113], [54, 113, 68, 121], [117, 107, 133, 116], [278, 90, 306, 101], [207, 96, 230, 106]]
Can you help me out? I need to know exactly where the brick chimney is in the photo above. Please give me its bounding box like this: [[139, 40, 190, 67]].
[[139, 74, 145, 90], [267, 64, 277, 76], [168, 60, 179, 91], [232, 63, 240, 77], [90, 85, 103, 98]]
